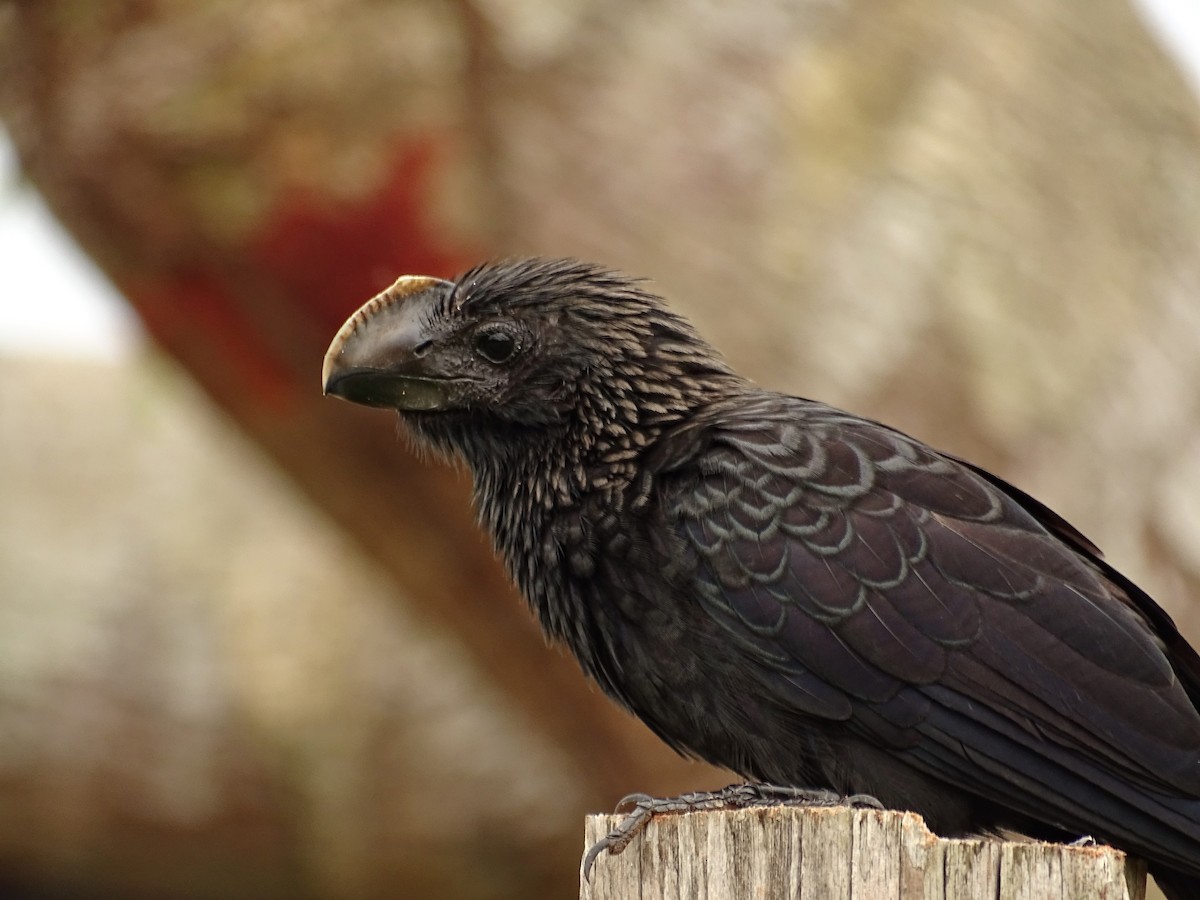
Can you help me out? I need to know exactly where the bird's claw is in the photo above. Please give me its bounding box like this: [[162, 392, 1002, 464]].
[[613, 791, 656, 813], [844, 792, 885, 810], [582, 783, 886, 881]]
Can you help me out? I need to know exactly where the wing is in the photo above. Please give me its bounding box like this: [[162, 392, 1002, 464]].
[[668, 392, 1200, 872]]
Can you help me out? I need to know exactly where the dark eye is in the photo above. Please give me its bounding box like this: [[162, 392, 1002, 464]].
[[474, 328, 518, 364]]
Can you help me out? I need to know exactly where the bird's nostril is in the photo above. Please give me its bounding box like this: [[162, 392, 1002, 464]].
[[413, 340, 433, 358]]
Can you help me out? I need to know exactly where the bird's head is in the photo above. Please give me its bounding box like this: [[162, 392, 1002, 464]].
[[323, 258, 740, 461]]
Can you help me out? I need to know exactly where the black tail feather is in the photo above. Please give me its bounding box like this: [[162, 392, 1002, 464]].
[[1153, 867, 1200, 900]]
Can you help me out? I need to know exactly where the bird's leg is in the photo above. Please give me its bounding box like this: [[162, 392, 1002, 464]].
[[741, 784, 884, 810], [581, 783, 883, 880]]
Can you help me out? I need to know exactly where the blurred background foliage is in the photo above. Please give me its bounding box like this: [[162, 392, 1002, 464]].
[[1, 0, 1199, 897]]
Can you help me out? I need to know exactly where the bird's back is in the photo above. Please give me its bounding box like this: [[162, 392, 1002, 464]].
[[587, 392, 1200, 888]]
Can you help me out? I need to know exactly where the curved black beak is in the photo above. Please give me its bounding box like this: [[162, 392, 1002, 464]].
[[322, 274, 459, 411]]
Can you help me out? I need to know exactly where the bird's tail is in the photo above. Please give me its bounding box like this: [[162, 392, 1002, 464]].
[[1152, 866, 1200, 900]]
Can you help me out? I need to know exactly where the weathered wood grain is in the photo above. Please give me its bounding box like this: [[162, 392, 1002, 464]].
[[581, 807, 1146, 900]]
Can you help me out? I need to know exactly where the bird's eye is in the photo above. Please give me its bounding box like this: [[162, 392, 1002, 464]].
[[474, 328, 518, 364]]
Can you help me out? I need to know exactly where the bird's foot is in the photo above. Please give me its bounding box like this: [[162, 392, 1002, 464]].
[[581, 783, 882, 880]]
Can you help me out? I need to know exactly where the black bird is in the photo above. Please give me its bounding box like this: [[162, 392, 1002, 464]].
[[323, 258, 1200, 897]]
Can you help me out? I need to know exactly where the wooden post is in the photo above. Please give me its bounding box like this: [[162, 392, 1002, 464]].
[[581, 806, 1146, 899]]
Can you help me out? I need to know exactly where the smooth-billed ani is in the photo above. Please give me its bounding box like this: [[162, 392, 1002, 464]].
[[323, 258, 1200, 897]]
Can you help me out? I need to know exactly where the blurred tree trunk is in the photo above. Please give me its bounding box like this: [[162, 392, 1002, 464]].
[[2, 0, 1199, 897]]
